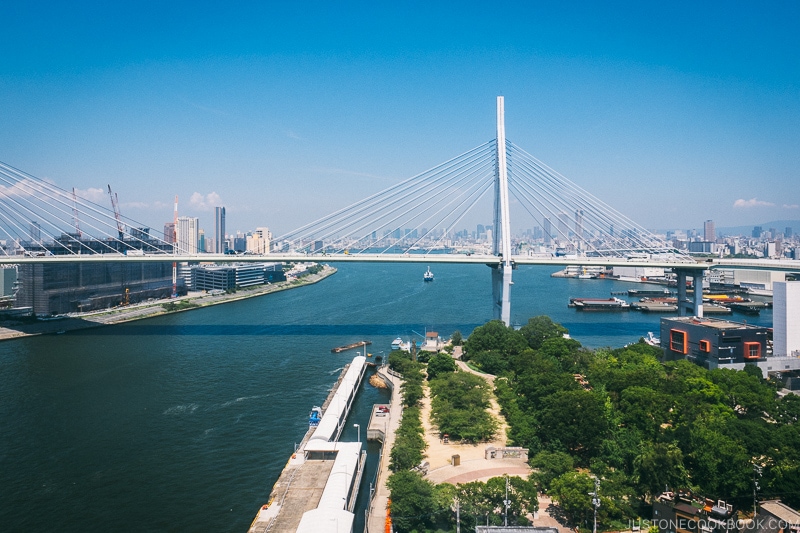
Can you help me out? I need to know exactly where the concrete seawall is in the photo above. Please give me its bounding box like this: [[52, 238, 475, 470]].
[[248, 356, 367, 533]]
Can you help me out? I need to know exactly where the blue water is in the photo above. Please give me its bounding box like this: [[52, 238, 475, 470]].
[[0, 263, 771, 532]]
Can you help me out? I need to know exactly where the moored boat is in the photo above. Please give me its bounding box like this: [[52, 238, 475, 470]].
[[569, 297, 630, 311], [644, 332, 660, 346]]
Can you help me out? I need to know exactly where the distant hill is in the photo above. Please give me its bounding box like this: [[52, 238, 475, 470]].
[[716, 220, 800, 237]]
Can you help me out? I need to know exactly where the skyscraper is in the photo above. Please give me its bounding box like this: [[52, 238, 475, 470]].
[[543, 217, 552, 245], [575, 209, 584, 242], [215, 206, 226, 253], [176, 216, 199, 254], [773, 281, 800, 357], [163, 222, 175, 244], [704, 220, 715, 242]]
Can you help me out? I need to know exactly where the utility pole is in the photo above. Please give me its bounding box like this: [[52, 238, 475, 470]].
[[590, 477, 601, 533]]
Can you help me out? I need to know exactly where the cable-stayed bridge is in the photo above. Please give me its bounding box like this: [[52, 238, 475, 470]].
[[2, 98, 793, 322]]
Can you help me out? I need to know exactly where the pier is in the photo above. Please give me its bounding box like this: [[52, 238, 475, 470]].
[[248, 356, 367, 533], [366, 404, 391, 442]]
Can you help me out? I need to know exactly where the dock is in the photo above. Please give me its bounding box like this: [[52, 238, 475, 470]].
[[248, 356, 368, 533], [366, 404, 391, 441]]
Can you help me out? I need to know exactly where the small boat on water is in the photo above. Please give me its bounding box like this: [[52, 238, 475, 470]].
[[391, 337, 404, 350], [423, 267, 434, 282], [644, 332, 660, 346]]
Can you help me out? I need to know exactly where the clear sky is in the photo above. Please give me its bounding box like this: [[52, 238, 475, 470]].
[[2, 1, 798, 237]]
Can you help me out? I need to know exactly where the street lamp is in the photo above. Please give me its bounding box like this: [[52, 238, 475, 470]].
[[354, 423, 360, 442], [589, 477, 601, 533]]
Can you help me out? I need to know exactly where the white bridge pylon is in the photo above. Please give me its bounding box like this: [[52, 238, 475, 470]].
[[492, 96, 514, 325]]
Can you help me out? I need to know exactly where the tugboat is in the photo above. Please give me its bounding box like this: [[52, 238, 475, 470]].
[[423, 267, 434, 282]]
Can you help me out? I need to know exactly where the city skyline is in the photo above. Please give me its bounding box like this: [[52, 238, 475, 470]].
[[1, 2, 798, 235]]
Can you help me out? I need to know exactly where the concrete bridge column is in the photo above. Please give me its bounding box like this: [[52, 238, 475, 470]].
[[692, 271, 705, 318], [676, 269, 688, 316], [491, 263, 513, 325]]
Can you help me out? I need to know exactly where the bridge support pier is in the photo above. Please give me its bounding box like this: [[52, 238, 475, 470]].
[[676, 269, 704, 317], [492, 263, 513, 325]]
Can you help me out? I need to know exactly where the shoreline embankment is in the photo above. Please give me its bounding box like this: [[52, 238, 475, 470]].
[[0, 265, 337, 342]]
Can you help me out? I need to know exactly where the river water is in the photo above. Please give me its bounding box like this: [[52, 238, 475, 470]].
[[0, 263, 772, 532]]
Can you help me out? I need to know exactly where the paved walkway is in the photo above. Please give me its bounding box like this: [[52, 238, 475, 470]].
[[365, 368, 403, 533]]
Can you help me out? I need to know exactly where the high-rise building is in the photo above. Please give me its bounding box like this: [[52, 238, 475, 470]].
[[786, 226, 794, 238], [176, 216, 199, 254], [214, 206, 226, 253], [575, 209, 584, 240], [543, 217, 552, 245], [163, 222, 175, 244], [704, 220, 715, 242], [246, 227, 271, 254], [773, 281, 800, 357], [30, 221, 41, 243], [198, 229, 206, 253], [557, 212, 569, 238]]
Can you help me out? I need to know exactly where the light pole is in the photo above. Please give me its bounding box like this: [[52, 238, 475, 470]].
[[753, 463, 763, 516], [589, 477, 600, 533], [354, 423, 360, 442], [504, 475, 511, 526]]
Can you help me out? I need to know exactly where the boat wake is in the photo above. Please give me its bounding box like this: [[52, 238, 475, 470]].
[[219, 394, 265, 409], [163, 403, 199, 416]]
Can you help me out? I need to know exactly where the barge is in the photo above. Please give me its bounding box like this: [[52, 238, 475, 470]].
[[569, 297, 630, 311], [331, 340, 372, 353]]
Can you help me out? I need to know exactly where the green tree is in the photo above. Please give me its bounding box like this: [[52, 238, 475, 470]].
[[550, 471, 595, 527], [451, 330, 463, 346], [773, 394, 800, 425], [426, 352, 457, 381], [387, 471, 442, 532], [430, 371, 498, 442], [518, 315, 569, 350], [529, 450, 574, 491], [537, 336, 585, 373], [619, 386, 673, 438], [453, 477, 538, 528], [539, 389, 610, 461], [389, 406, 427, 472], [470, 348, 509, 375], [463, 320, 527, 360], [709, 367, 776, 419], [633, 441, 689, 498], [687, 422, 752, 499]]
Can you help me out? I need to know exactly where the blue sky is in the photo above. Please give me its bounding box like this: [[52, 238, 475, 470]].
[[2, 1, 798, 237]]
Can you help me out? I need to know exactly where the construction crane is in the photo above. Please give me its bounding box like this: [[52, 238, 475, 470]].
[[71, 188, 82, 238], [107, 184, 125, 240], [172, 195, 178, 298]]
